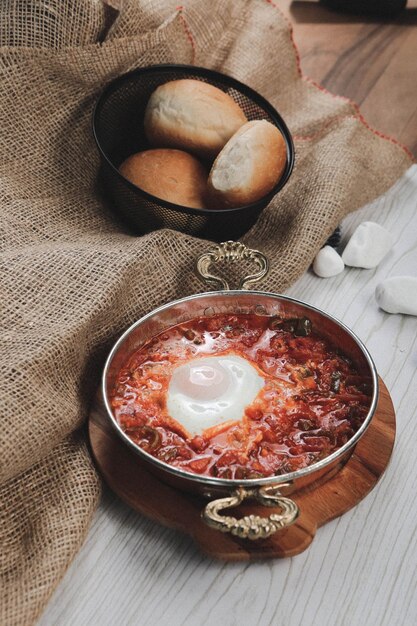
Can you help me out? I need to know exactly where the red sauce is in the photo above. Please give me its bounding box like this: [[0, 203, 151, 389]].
[[110, 314, 372, 479]]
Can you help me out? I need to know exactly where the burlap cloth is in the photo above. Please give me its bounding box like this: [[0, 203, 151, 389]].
[[0, 1, 412, 623]]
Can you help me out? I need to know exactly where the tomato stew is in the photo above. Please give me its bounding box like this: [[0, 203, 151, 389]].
[[110, 314, 372, 479]]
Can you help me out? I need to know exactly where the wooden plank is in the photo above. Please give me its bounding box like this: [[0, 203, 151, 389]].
[[281, 0, 417, 157]]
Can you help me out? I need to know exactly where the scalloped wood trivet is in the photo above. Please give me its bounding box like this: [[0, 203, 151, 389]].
[[88, 378, 395, 560]]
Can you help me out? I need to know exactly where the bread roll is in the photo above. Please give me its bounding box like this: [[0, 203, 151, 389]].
[[144, 79, 247, 159], [119, 149, 208, 209], [207, 120, 287, 208]]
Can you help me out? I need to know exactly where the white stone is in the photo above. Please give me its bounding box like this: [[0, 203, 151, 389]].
[[313, 245, 345, 278], [375, 276, 417, 316], [342, 221, 393, 269]]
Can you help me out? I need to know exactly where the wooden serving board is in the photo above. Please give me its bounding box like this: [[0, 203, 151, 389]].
[[88, 378, 395, 560]]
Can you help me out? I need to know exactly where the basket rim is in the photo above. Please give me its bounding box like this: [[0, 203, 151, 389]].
[[92, 63, 295, 217]]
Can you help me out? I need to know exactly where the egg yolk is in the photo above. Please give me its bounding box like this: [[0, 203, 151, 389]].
[[167, 354, 265, 436]]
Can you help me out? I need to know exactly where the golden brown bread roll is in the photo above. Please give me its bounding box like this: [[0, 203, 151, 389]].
[[119, 149, 208, 209], [144, 79, 247, 159], [207, 120, 287, 208]]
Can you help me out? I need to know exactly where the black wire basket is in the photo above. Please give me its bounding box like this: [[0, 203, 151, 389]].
[[93, 64, 295, 242]]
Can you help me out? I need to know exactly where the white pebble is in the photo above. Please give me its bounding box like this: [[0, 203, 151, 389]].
[[375, 276, 417, 316], [342, 221, 393, 269], [313, 245, 344, 278]]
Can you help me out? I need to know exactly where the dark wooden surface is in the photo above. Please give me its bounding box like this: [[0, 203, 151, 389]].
[[282, 0, 417, 157], [89, 379, 395, 560]]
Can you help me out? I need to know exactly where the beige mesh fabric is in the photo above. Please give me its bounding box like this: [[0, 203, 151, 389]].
[[0, 0, 412, 623]]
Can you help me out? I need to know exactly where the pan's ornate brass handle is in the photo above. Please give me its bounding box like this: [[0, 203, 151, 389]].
[[195, 241, 269, 291], [202, 485, 299, 540]]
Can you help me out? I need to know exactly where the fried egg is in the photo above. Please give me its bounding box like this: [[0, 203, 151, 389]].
[[167, 353, 265, 436]]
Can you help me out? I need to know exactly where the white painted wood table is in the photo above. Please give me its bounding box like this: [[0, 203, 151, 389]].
[[40, 166, 417, 626]]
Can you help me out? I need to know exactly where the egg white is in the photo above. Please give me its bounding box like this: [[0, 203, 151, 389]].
[[166, 353, 265, 437]]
